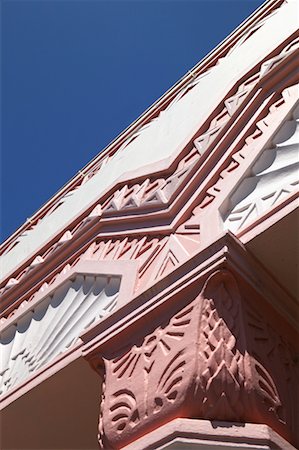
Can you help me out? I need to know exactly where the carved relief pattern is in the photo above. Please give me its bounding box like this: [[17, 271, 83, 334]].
[[0, 274, 120, 395], [197, 272, 246, 421], [1, 228, 199, 325], [84, 232, 197, 289], [198, 83, 298, 212], [98, 269, 298, 448], [246, 305, 299, 441], [96, 361, 106, 450], [224, 100, 299, 232], [100, 272, 246, 447], [101, 147, 200, 215], [0, 148, 201, 301], [100, 302, 196, 448], [193, 73, 260, 155], [2, 28, 295, 273], [1, 37, 297, 323]]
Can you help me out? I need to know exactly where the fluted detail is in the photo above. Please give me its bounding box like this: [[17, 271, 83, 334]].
[[0, 274, 120, 395], [224, 99, 299, 232]]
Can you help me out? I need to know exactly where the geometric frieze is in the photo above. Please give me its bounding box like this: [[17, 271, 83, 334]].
[[2, 36, 298, 303], [1, 58, 298, 315], [1, 1, 298, 282], [1, 2, 299, 449], [223, 100, 299, 233], [1, 38, 298, 306], [0, 260, 137, 397]]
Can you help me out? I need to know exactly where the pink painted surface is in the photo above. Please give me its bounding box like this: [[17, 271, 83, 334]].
[[91, 266, 298, 449], [1, 3, 298, 449], [1, 33, 298, 316], [0, 0, 288, 265], [122, 418, 297, 450]]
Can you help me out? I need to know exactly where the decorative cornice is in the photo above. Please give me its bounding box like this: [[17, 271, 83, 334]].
[[80, 232, 298, 356], [1, 36, 298, 318], [1, 0, 286, 257], [2, 3, 297, 290]]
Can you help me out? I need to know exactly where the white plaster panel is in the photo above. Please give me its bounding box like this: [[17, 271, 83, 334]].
[[223, 101, 299, 233], [1, 0, 298, 281], [0, 274, 120, 396]]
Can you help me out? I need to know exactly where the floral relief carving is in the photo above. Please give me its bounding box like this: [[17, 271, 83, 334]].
[[196, 271, 247, 421], [97, 269, 298, 448], [99, 271, 251, 448], [246, 305, 299, 443], [100, 302, 195, 448]]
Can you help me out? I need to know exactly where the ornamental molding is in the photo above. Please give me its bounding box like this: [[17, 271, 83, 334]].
[[81, 232, 298, 355], [1, 0, 286, 259], [1, 38, 298, 317], [1, 232, 297, 412], [89, 265, 298, 449], [223, 102, 299, 233], [3, 19, 293, 284], [198, 81, 299, 243], [0, 260, 137, 400], [1, 6, 298, 448]]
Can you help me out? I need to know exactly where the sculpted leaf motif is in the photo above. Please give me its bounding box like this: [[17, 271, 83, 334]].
[[254, 360, 282, 413], [108, 301, 194, 434], [111, 303, 193, 380], [109, 389, 140, 435], [198, 271, 246, 420], [246, 305, 285, 421], [154, 349, 186, 413]]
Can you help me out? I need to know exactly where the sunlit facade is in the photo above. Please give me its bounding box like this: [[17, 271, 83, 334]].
[[1, 0, 298, 448]]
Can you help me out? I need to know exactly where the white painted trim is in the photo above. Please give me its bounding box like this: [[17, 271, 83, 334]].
[[0, 260, 137, 396]]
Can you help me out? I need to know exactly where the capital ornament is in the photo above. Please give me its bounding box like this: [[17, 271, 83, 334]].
[[97, 270, 298, 449]]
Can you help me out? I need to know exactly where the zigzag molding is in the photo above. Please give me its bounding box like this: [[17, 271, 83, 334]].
[[2, 231, 198, 326], [1, 0, 286, 260], [195, 83, 298, 213], [2, 31, 297, 265], [1, 36, 298, 318]]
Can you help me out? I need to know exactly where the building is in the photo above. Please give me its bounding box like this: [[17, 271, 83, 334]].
[[1, 0, 298, 448]]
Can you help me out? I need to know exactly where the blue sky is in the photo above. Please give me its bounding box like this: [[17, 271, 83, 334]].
[[1, 0, 264, 242]]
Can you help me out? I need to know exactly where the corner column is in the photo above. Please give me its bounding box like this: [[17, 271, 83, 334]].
[[82, 236, 298, 449]]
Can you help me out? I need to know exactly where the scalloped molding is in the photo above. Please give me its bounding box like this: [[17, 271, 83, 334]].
[[0, 260, 137, 396], [223, 102, 299, 232]]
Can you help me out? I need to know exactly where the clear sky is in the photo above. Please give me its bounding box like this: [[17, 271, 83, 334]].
[[2, 0, 265, 242]]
